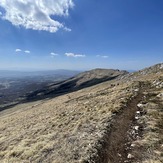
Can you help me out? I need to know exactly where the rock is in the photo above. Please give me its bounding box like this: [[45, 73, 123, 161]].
[[157, 92, 163, 97], [134, 126, 139, 130], [137, 103, 144, 108], [118, 153, 122, 157], [127, 153, 134, 159], [131, 144, 136, 147], [136, 111, 140, 114], [131, 130, 135, 135], [135, 116, 139, 120]]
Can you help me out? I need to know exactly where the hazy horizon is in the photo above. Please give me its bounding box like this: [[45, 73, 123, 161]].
[[0, 62, 162, 73]]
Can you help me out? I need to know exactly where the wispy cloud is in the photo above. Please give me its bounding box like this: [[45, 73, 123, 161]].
[[101, 55, 109, 58], [64, 27, 72, 32], [15, 49, 31, 54], [65, 53, 86, 58], [50, 52, 59, 57], [96, 55, 109, 58], [0, 0, 74, 33], [15, 48, 22, 52], [24, 50, 30, 54]]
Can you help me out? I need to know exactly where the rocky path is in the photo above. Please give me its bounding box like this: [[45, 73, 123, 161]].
[[106, 92, 144, 163]]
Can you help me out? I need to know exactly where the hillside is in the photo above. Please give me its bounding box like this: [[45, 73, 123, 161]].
[[25, 68, 128, 101], [0, 63, 162, 163]]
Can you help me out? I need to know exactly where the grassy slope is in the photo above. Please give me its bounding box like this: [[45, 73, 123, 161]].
[[0, 64, 162, 163], [0, 82, 140, 162], [130, 85, 163, 162]]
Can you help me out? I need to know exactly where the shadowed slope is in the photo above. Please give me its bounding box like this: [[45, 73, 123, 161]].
[[25, 69, 128, 101]]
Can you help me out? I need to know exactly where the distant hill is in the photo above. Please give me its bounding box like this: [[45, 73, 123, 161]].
[[25, 68, 128, 101]]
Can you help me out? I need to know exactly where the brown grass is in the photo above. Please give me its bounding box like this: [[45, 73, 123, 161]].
[[0, 64, 162, 163], [131, 89, 163, 163], [0, 80, 140, 163]]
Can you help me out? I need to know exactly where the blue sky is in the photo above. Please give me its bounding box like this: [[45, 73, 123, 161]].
[[0, 0, 163, 71]]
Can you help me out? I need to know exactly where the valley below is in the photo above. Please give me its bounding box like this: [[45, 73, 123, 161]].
[[0, 70, 79, 111]]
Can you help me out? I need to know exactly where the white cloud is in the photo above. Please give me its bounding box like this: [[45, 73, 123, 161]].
[[65, 53, 86, 58], [0, 0, 74, 33], [24, 50, 30, 54], [15, 48, 22, 52], [50, 52, 59, 57], [96, 55, 109, 58], [64, 27, 71, 32], [101, 55, 109, 58]]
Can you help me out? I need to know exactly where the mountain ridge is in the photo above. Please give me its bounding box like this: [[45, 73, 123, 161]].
[[25, 68, 128, 101]]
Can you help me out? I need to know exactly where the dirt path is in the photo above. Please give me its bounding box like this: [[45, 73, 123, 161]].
[[106, 92, 143, 163]]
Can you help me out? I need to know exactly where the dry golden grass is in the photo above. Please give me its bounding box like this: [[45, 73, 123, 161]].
[[0, 63, 162, 163], [0, 79, 140, 163], [132, 89, 163, 163]]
